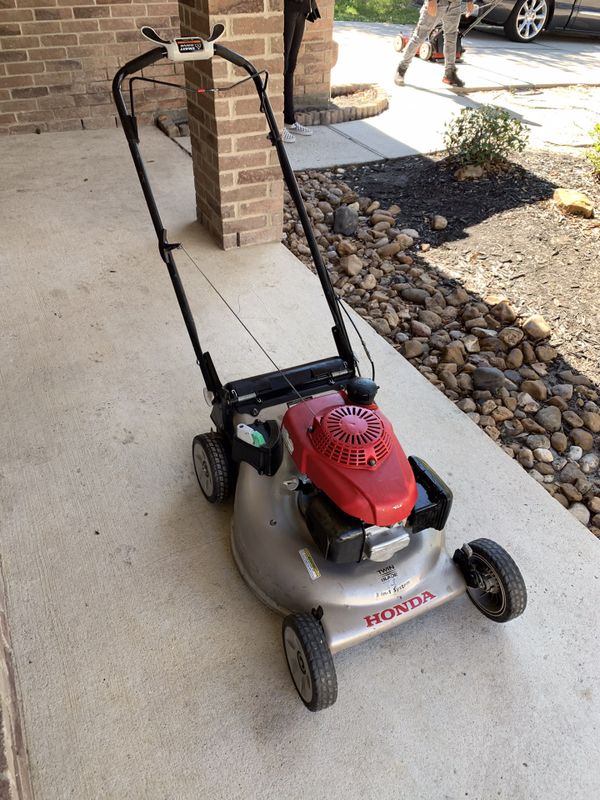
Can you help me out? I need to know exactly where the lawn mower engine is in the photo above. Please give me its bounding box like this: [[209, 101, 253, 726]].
[[282, 380, 449, 565]]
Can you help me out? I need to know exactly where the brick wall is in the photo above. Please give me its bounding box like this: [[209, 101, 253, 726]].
[[0, 1, 334, 136], [0, 0, 184, 135]]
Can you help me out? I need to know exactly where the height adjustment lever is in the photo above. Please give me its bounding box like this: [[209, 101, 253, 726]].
[[141, 24, 225, 62]]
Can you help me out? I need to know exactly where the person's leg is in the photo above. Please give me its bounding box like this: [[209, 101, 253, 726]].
[[284, 2, 306, 128], [395, 2, 440, 82], [441, 0, 464, 85]]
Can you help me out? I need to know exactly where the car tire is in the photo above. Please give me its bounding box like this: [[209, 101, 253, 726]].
[[504, 0, 550, 43]]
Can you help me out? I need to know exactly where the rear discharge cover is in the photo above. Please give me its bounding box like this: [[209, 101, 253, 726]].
[[282, 393, 417, 526]]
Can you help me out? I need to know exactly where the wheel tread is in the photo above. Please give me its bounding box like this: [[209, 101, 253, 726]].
[[467, 537, 527, 622], [283, 613, 337, 712], [193, 432, 233, 504]]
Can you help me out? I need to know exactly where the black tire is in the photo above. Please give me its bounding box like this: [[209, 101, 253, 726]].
[[192, 432, 233, 504], [504, 0, 549, 43], [282, 613, 337, 711], [463, 538, 527, 622]]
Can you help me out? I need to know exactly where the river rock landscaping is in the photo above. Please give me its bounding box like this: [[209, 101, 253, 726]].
[[282, 149, 600, 536]]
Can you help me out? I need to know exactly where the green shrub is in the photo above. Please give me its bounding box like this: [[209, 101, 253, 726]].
[[587, 123, 600, 176], [334, 0, 419, 24], [443, 105, 529, 168]]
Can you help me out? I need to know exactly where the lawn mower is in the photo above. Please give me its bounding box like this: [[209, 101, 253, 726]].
[[113, 25, 527, 712], [393, 2, 502, 64]]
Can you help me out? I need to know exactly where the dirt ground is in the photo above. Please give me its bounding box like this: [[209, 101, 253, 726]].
[[343, 149, 600, 386]]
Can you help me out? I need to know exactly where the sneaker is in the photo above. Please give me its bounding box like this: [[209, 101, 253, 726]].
[[394, 69, 406, 86], [443, 69, 465, 88], [282, 128, 296, 143], [290, 122, 312, 136]]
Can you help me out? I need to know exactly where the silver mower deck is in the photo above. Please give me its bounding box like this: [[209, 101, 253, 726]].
[[231, 409, 467, 654]]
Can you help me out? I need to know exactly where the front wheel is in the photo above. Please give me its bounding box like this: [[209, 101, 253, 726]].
[[394, 34, 406, 52], [457, 538, 527, 622], [282, 613, 338, 711], [504, 0, 549, 43]]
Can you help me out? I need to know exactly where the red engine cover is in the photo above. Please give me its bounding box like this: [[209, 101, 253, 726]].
[[282, 392, 418, 526]]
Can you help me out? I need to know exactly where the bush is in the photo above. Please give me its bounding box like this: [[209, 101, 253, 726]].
[[587, 123, 600, 177], [443, 105, 529, 168]]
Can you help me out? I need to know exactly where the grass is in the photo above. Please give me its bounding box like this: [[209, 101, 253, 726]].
[[334, 0, 420, 25]]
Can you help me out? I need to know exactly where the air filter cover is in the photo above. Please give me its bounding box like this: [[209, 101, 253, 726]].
[[311, 405, 392, 469]]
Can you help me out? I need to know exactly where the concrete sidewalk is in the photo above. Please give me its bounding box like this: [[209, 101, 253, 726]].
[[1, 126, 600, 799], [283, 23, 600, 167]]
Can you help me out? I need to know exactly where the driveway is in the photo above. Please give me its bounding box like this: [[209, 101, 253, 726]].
[[286, 22, 600, 168]]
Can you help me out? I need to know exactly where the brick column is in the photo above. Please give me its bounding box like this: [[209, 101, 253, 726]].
[[178, 0, 284, 249], [293, 0, 335, 108]]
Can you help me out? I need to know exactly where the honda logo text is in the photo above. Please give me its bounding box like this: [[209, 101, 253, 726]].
[[364, 591, 436, 627]]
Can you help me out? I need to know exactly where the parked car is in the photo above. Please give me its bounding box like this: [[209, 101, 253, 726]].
[[473, 0, 600, 43]]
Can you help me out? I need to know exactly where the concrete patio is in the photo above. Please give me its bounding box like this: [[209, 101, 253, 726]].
[[1, 121, 600, 799]]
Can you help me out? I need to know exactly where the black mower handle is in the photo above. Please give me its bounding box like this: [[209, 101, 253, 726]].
[[111, 27, 357, 396]]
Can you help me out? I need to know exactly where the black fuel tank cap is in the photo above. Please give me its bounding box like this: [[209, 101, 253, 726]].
[[346, 377, 379, 405]]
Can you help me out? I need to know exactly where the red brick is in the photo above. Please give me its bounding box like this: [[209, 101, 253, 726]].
[[6, 60, 44, 73], [212, 0, 264, 11], [239, 197, 281, 216], [72, 6, 109, 18], [40, 33, 77, 45], [110, 4, 146, 16], [34, 7, 72, 19], [8, 122, 46, 132], [0, 50, 27, 62], [2, 34, 39, 47], [238, 166, 280, 184], [233, 131, 272, 152], [34, 47, 67, 60], [78, 32, 114, 43], [0, 98, 32, 110], [53, 104, 85, 118], [0, 73, 33, 87], [0, 23, 21, 34], [231, 15, 281, 36], [14, 0, 56, 6], [81, 116, 115, 129], [237, 224, 281, 246], [61, 19, 97, 31], [38, 91, 75, 107], [45, 59, 81, 71], [12, 85, 49, 98], [1, 8, 32, 19], [22, 20, 61, 33], [221, 183, 268, 203], [65, 44, 97, 56], [0, 112, 17, 124], [34, 70, 75, 85]]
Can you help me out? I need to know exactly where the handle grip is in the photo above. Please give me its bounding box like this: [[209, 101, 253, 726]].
[[141, 24, 225, 62]]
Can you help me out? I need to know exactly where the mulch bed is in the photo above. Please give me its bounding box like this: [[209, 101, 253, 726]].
[[343, 149, 600, 385]]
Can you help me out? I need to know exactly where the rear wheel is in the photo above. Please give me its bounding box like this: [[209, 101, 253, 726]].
[[504, 0, 549, 42], [419, 40, 433, 61], [192, 432, 234, 504], [282, 613, 337, 711], [459, 538, 527, 622]]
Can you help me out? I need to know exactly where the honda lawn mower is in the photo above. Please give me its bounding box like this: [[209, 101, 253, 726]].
[[393, 2, 502, 64], [394, 27, 465, 63], [113, 26, 527, 711]]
